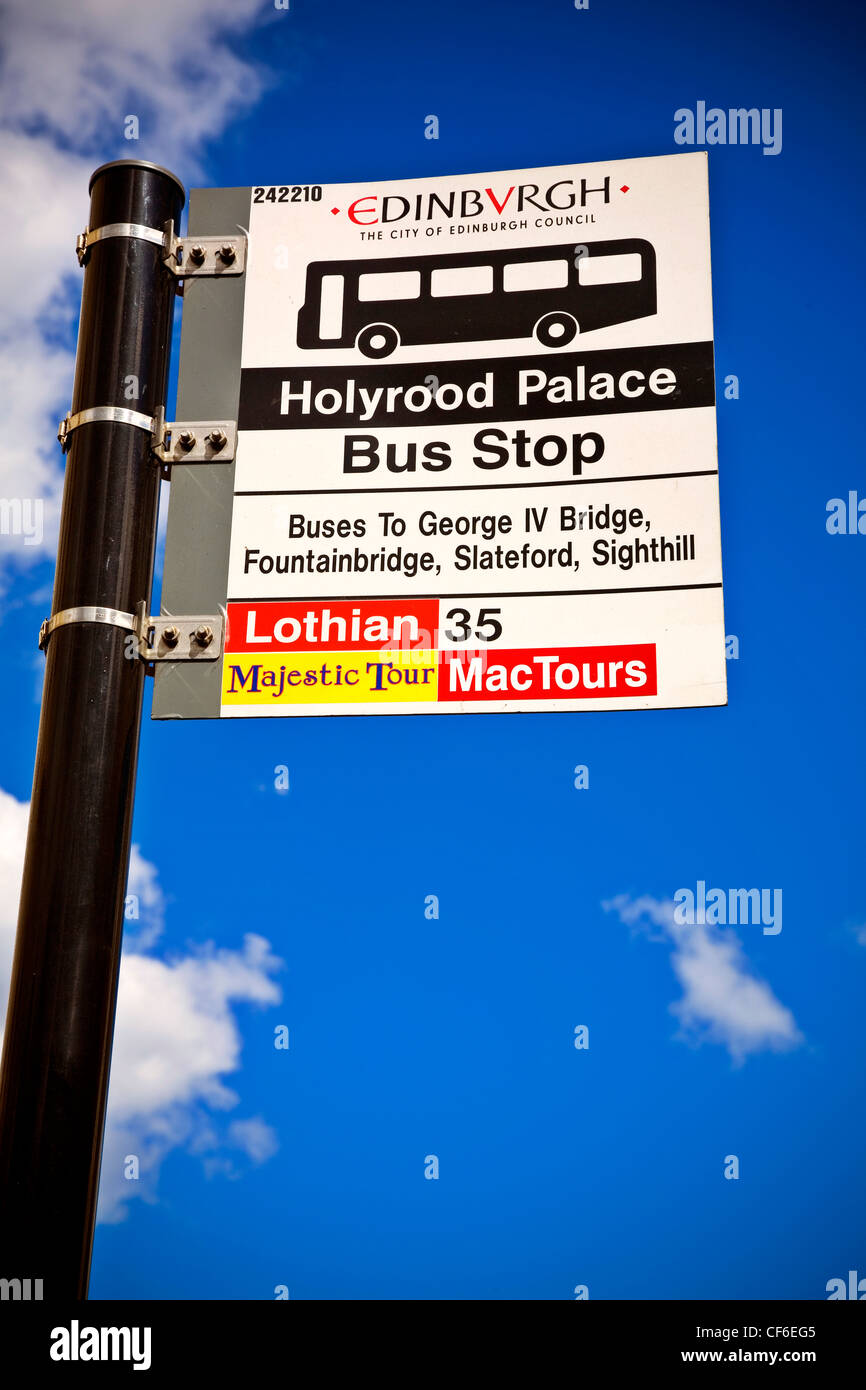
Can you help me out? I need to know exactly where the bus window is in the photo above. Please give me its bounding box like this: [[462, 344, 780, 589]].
[[577, 252, 643, 286], [358, 270, 421, 301], [503, 259, 569, 292], [430, 265, 494, 297], [318, 274, 344, 339]]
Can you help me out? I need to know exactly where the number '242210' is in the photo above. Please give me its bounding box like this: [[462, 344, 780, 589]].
[[253, 186, 323, 203]]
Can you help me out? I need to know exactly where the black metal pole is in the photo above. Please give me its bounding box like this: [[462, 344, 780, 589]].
[[0, 159, 185, 1300]]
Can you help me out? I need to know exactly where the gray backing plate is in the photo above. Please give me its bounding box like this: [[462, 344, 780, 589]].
[[152, 186, 251, 719]]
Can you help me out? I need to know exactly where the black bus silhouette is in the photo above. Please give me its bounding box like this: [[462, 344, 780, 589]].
[[297, 239, 656, 358]]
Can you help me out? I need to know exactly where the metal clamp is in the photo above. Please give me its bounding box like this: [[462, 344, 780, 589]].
[[58, 406, 154, 451], [76, 219, 247, 281], [57, 405, 236, 464], [39, 601, 224, 663], [76, 222, 167, 266], [39, 605, 137, 650], [162, 220, 246, 280]]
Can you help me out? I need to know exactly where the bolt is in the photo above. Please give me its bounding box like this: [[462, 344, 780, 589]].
[[217, 242, 237, 264], [207, 428, 227, 450], [188, 243, 206, 265], [177, 430, 196, 450], [161, 625, 180, 648], [194, 625, 214, 648]]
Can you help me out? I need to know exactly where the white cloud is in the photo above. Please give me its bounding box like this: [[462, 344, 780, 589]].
[[125, 842, 167, 950], [228, 1116, 281, 1164], [100, 933, 282, 1221], [603, 893, 802, 1063], [0, 784, 283, 1222], [0, 0, 269, 571], [0, 0, 269, 172], [197, 1116, 281, 1182]]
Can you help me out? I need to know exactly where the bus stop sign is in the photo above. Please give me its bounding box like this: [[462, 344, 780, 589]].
[[154, 152, 725, 719]]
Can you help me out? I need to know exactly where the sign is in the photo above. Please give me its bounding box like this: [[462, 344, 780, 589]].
[[155, 153, 726, 719]]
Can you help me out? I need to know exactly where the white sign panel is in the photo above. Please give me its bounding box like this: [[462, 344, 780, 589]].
[[222, 153, 725, 716]]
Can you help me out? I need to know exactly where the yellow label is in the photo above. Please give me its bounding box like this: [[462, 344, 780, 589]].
[[222, 649, 438, 706]]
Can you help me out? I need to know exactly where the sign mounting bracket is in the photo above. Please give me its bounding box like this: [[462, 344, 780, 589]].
[[162, 219, 247, 284]]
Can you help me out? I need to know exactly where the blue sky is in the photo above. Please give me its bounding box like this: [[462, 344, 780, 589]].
[[0, 0, 864, 1299]]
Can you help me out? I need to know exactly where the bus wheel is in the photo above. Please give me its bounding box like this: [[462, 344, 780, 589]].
[[356, 323, 400, 359], [535, 312, 578, 348]]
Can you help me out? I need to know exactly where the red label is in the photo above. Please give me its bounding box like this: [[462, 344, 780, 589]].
[[226, 600, 439, 653], [439, 644, 657, 701]]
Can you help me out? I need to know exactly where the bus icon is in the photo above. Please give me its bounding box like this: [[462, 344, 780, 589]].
[[297, 239, 656, 358]]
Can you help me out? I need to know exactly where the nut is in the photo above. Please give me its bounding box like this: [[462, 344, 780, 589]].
[[177, 430, 196, 450], [207, 428, 227, 450], [217, 242, 237, 264], [187, 243, 206, 265], [161, 625, 180, 648], [193, 625, 214, 648]]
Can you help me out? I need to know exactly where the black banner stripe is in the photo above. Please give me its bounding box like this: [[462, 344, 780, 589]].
[[238, 341, 715, 431]]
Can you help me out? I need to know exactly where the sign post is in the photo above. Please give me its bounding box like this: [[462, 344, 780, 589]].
[[0, 160, 184, 1299]]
